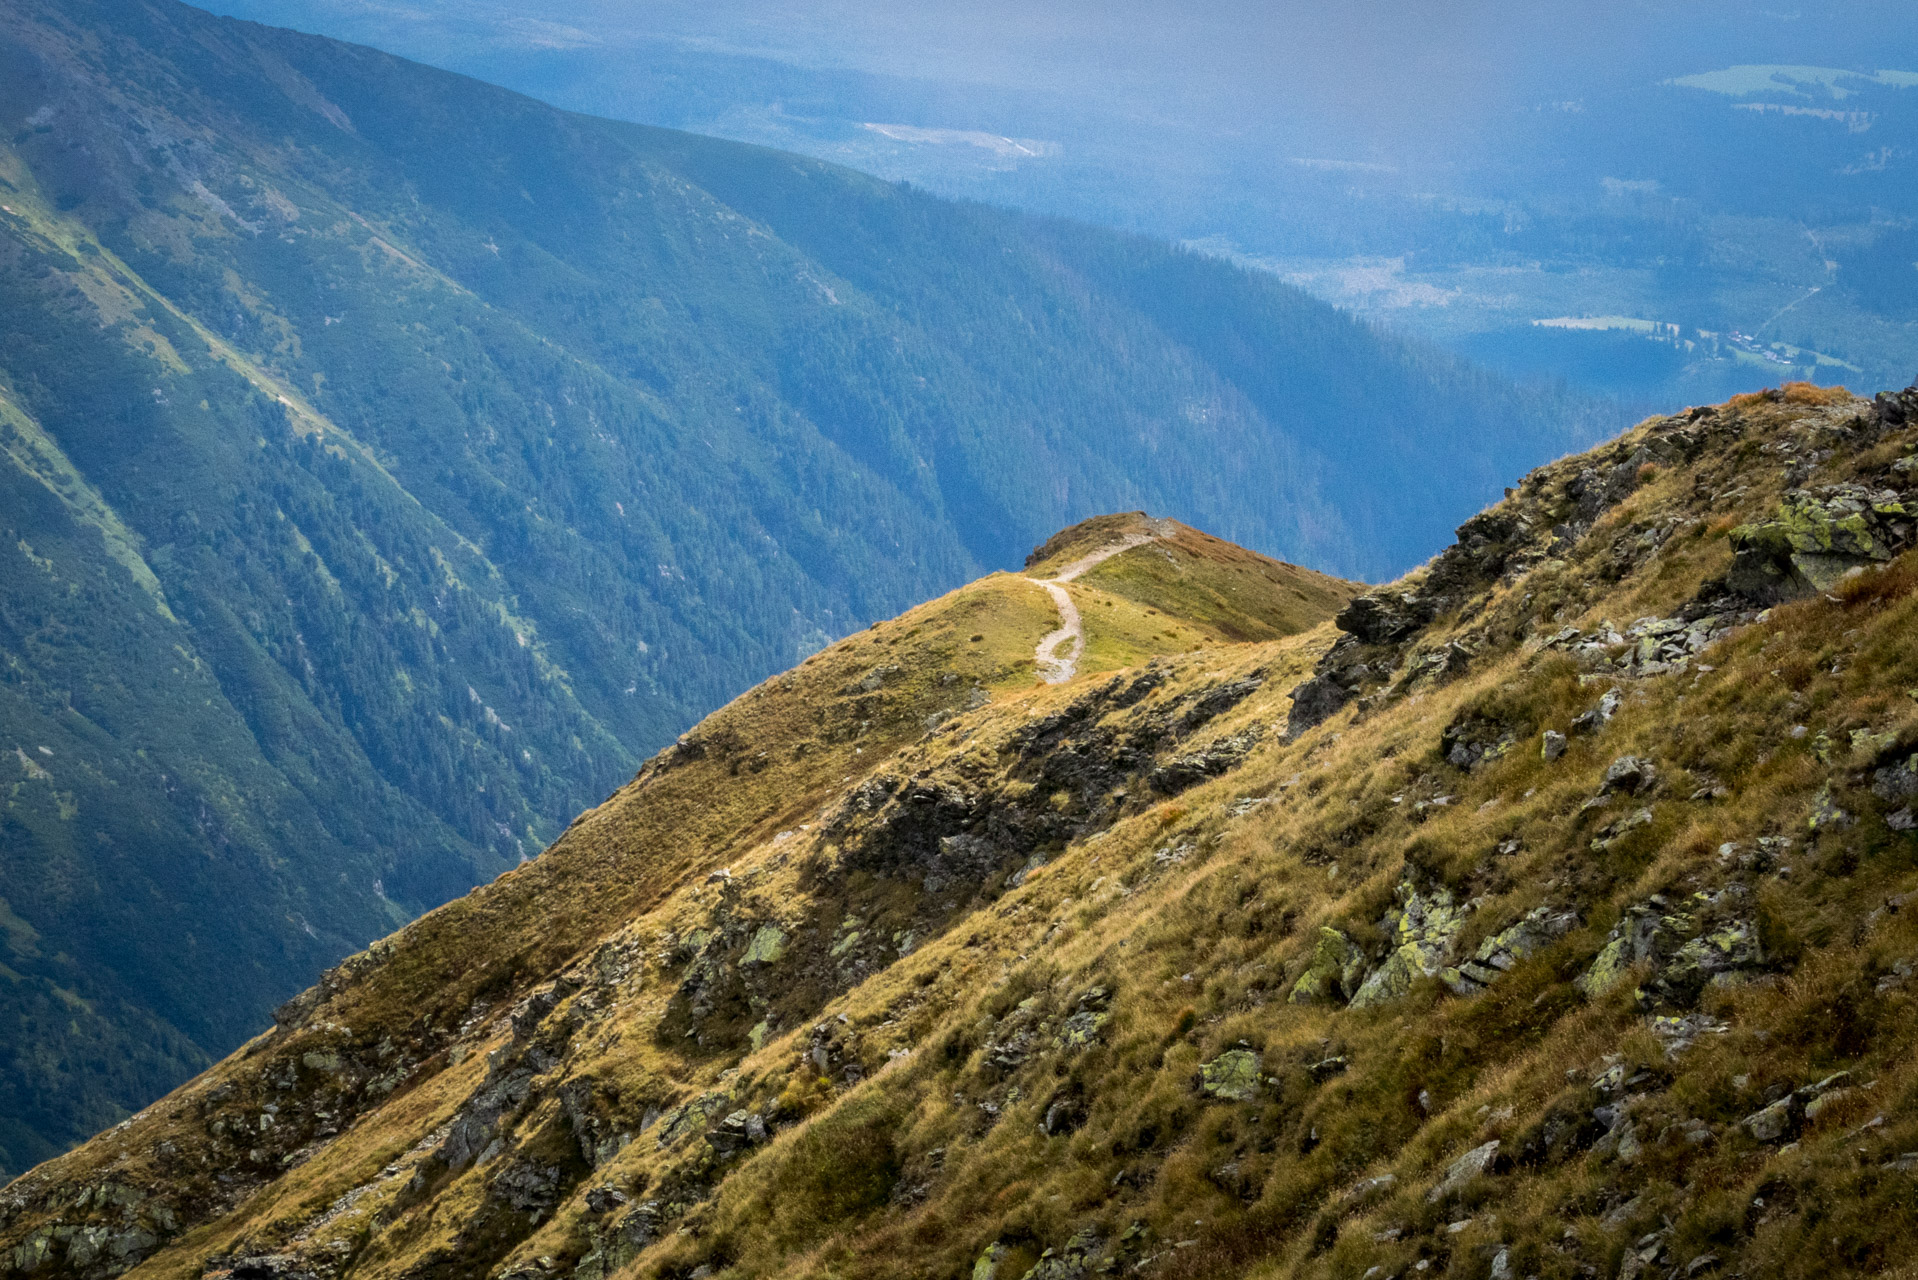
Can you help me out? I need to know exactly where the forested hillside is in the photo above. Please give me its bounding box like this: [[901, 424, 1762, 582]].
[[0, 0, 1611, 1175]]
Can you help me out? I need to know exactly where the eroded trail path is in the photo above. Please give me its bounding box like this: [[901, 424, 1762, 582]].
[[1030, 532, 1157, 682]]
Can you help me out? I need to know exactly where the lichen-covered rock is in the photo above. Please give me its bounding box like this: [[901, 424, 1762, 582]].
[[1578, 902, 1678, 998], [655, 1090, 732, 1150], [742, 925, 788, 967], [1578, 895, 1764, 1006], [1607, 611, 1753, 677], [1445, 904, 1580, 993], [574, 1200, 664, 1280], [1662, 919, 1764, 1001], [1849, 728, 1899, 761], [1287, 926, 1367, 1005], [1350, 883, 1468, 1009], [1199, 1049, 1263, 1101], [1541, 730, 1568, 762], [1804, 1087, 1855, 1124], [1727, 484, 1915, 601], [10, 1228, 55, 1274], [1647, 1012, 1731, 1057], [1591, 807, 1654, 852], [1056, 987, 1112, 1050], [1019, 1227, 1104, 1280], [1808, 783, 1854, 832]]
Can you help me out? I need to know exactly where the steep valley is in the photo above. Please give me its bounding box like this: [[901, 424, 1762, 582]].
[[0, 0, 1615, 1173], [5, 384, 1918, 1279]]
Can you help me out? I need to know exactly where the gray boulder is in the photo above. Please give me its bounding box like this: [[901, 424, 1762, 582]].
[[1285, 676, 1351, 737], [1426, 1140, 1501, 1202], [1601, 756, 1657, 796]]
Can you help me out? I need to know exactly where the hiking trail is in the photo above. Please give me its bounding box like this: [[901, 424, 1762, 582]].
[[1030, 531, 1160, 683]]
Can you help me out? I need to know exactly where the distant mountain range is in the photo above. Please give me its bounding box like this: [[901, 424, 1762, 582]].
[[0, 0, 1614, 1175], [200, 0, 1918, 410]]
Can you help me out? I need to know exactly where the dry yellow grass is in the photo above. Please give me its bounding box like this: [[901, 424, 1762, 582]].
[[6, 388, 1918, 1280]]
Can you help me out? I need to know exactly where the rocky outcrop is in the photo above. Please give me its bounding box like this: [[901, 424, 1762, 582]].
[[1056, 987, 1114, 1051], [1443, 905, 1580, 995], [1284, 675, 1352, 738], [1348, 882, 1469, 1008], [1577, 892, 1766, 1007], [1542, 610, 1758, 679], [570, 1199, 663, 1280], [1335, 592, 1435, 645], [1286, 927, 1368, 1005], [1148, 728, 1263, 794], [1726, 484, 1914, 602], [644, 662, 1267, 1054], [1281, 411, 1716, 737], [1440, 713, 1519, 771], [1018, 1226, 1106, 1280]]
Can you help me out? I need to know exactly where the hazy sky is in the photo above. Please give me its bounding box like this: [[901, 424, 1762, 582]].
[[203, 0, 1918, 405], [211, 0, 1918, 164]]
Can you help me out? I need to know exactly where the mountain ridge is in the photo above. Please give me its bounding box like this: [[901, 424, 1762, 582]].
[[4, 381, 1916, 1279]]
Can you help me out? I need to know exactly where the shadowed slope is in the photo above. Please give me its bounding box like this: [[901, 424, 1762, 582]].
[[0, 0, 1602, 1168]]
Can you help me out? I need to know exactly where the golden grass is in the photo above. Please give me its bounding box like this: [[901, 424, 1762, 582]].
[[10, 392, 1918, 1280]]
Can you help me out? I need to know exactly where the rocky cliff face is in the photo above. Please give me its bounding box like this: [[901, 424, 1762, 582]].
[[5, 385, 1918, 1280]]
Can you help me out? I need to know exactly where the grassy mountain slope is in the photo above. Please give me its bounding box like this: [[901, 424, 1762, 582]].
[[5, 383, 1917, 1280], [0, 0, 1612, 1174]]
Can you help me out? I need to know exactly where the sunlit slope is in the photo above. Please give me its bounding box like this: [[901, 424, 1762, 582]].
[[9, 383, 1918, 1280], [1035, 513, 1360, 642], [0, 516, 1356, 1280]]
